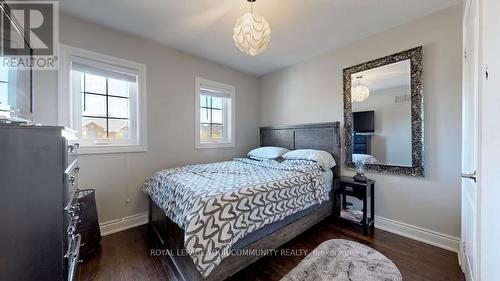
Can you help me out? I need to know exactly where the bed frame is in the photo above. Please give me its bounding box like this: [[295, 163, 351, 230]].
[[149, 122, 341, 281]]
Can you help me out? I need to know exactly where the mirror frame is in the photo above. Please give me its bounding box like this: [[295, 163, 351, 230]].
[[343, 46, 424, 177]]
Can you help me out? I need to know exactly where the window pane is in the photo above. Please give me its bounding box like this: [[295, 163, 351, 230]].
[[200, 124, 210, 140], [200, 108, 210, 123], [0, 83, 8, 108], [108, 96, 129, 118], [200, 95, 210, 108], [0, 66, 8, 81], [212, 109, 222, 124], [84, 73, 106, 94], [212, 125, 223, 140], [212, 97, 223, 109], [83, 94, 106, 117], [108, 78, 129, 97], [108, 119, 130, 140], [73, 71, 84, 92], [81, 117, 107, 140]]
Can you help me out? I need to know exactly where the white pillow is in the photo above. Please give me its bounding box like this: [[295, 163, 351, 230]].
[[282, 149, 336, 171], [247, 146, 290, 160], [353, 154, 378, 164]]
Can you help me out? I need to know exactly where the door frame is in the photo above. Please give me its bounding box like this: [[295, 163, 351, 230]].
[[461, 0, 482, 280]]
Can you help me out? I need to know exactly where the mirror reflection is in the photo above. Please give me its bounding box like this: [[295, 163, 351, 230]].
[[351, 59, 412, 167]]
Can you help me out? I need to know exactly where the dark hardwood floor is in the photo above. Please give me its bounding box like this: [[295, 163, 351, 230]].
[[78, 219, 464, 281]]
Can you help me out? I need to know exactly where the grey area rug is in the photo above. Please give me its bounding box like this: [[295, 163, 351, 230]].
[[280, 239, 403, 281]]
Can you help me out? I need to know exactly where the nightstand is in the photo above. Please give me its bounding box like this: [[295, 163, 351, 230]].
[[333, 176, 375, 235]]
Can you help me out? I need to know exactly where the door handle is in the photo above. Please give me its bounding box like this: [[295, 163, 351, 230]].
[[462, 171, 477, 183]]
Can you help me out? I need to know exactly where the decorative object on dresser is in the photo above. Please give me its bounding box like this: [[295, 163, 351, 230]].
[[333, 176, 375, 235], [353, 161, 369, 183], [0, 124, 83, 281], [343, 47, 424, 177]]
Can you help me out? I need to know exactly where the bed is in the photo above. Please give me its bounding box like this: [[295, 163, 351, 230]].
[[146, 122, 341, 281]]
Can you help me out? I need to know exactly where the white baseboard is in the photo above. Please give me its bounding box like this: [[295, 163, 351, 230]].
[[98, 212, 460, 253], [375, 216, 460, 253], [99, 212, 149, 236]]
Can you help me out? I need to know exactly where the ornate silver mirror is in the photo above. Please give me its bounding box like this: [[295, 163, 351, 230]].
[[343, 47, 424, 177]]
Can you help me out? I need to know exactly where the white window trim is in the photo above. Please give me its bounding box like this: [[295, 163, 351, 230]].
[[58, 44, 147, 154], [195, 77, 235, 149]]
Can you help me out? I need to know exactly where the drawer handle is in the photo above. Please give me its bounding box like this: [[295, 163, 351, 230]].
[[64, 189, 81, 214], [65, 234, 82, 258], [346, 186, 354, 192], [66, 234, 82, 281], [69, 176, 76, 185], [67, 143, 80, 153], [67, 226, 76, 236], [66, 203, 80, 217], [69, 215, 82, 227]]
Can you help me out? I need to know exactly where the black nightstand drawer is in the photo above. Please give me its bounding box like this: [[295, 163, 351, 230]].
[[339, 184, 365, 199]]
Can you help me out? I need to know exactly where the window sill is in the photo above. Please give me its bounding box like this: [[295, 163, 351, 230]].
[[76, 144, 147, 155], [195, 142, 235, 149]]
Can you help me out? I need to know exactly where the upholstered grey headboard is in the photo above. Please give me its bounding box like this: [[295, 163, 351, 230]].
[[259, 122, 341, 176]]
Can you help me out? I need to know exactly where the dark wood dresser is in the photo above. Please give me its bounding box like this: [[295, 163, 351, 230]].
[[0, 124, 83, 281], [353, 134, 372, 155]]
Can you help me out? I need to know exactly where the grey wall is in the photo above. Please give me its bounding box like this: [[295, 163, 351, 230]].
[[260, 6, 462, 237], [32, 6, 462, 240], [33, 15, 261, 222], [352, 86, 412, 166]]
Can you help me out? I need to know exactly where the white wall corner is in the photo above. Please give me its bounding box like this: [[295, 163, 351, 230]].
[[99, 212, 149, 236], [375, 216, 460, 253]]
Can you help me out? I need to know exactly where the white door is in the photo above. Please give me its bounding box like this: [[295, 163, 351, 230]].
[[479, 0, 500, 279], [461, 0, 480, 280]]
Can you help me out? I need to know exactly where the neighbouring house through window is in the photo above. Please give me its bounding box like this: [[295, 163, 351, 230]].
[[73, 66, 135, 143], [59, 45, 147, 154], [195, 77, 235, 149]]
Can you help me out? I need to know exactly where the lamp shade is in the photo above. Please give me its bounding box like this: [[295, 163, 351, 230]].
[[352, 85, 370, 102], [233, 12, 271, 56]]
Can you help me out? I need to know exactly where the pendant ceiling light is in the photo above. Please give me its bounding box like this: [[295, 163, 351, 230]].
[[233, 0, 271, 56], [352, 76, 370, 102]]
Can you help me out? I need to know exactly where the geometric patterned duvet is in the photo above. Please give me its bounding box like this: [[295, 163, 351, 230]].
[[143, 158, 328, 277]]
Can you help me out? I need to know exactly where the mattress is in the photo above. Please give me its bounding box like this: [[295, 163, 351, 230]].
[[323, 169, 334, 192], [233, 170, 333, 249], [144, 158, 331, 277]]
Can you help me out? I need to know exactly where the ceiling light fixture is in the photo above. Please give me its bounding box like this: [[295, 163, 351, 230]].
[[233, 0, 271, 56], [352, 75, 370, 102]]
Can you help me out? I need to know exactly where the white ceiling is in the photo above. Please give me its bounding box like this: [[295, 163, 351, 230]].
[[60, 0, 461, 76], [352, 60, 411, 91]]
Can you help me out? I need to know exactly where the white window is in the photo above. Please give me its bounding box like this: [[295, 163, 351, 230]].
[[59, 45, 147, 154], [0, 66, 9, 115], [195, 77, 235, 149]]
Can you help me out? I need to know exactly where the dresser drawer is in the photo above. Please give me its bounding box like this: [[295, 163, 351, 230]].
[[65, 160, 81, 225], [67, 142, 79, 167], [353, 143, 368, 152], [65, 159, 80, 187], [353, 135, 368, 144]]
